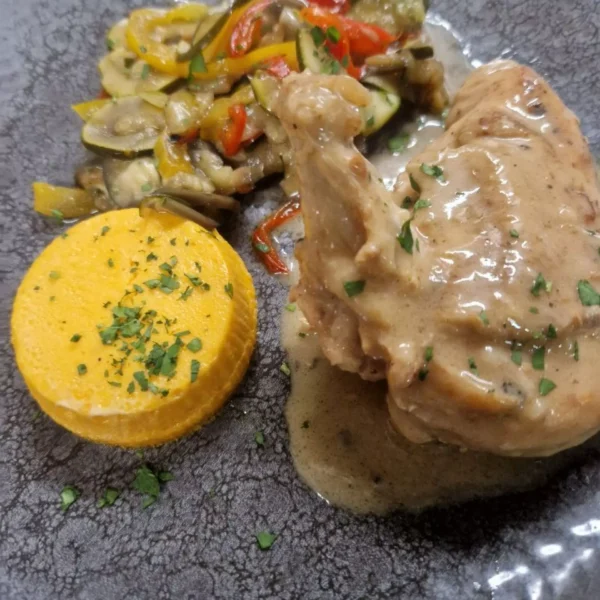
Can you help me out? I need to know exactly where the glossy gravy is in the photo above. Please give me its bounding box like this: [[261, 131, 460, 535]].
[[281, 21, 590, 513]]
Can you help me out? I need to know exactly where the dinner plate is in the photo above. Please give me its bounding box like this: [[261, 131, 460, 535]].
[[1, 0, 600, 598]]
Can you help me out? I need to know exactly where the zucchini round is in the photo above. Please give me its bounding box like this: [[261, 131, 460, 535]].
[[249, 72, 281, 113], [82, 96, 166, 157], [361, 75, 402, 136], [176, 10, 229, 63]]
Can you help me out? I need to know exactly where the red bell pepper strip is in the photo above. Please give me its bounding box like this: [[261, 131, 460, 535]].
[[220, 104, 247, 157], [308, 0, 350, 14], [339, 16, 396, 57], [252, 199, 301, 274], [262, 55, 293, 78], [229, 0, 272, 58]]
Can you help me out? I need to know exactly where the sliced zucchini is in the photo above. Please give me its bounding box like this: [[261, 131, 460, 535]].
[[99, 48, 180, 97], [176, 10, 229, 63], [361, 75, 402, 136], [249, 72, 281, 113], [82, 96, 166, 157], [297, 28, 328, 74], [103, 157, 161, 207]]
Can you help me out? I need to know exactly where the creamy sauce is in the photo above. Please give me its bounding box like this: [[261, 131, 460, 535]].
[[283, 307, 578, 514]]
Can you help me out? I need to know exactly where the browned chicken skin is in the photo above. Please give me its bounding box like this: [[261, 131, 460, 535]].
[[275, 61, 600, 457]]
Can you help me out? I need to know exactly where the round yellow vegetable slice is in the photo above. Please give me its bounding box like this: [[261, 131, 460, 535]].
[[12, 208, 257, 447]]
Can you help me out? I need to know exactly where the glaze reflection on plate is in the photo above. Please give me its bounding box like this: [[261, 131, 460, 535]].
[[1, 2, 600, 600]]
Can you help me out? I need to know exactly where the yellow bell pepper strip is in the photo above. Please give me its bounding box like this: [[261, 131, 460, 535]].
[[154, 133, 195, 180], [71, 99, 112, 122], [126, 5, 209, 75], [200, 84, 255, 130], [190, 41, 298, 81], [33, 183, 96, 219]]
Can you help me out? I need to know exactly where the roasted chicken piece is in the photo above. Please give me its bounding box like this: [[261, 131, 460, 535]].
[[275, 61, 600, 457]]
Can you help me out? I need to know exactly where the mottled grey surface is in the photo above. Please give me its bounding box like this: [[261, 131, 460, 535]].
[[1, 0, 600, 598]]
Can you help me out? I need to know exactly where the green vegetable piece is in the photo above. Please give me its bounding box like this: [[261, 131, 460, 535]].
[[539, 378, 556, 396], [224, 283, 234, 298], [531, 273, 551, 297], [97, 487, 120, 508], [77, 364, 87, 375], [397, 219, 414, 254], [190, 359, 200, 383], [532, 346, 545, 370], [420, 163, 445, 181], [60, 485, 80, 512], [343, 280, 366, 297], [577, 279, 600, 305], [388, 134, 410, 153], [280, 362, 291, 376], [256, 531, 277, 550], [189, 53, 207, 75], [187, 338, 202, 353], [70, 334, 81, 343], [255, 431, 265, 446]]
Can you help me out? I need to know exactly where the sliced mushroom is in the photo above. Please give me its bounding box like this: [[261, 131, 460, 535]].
[[103, 157, 161, 207]]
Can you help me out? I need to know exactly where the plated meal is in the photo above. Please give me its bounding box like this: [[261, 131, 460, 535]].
[[11, 0, 600, 516]]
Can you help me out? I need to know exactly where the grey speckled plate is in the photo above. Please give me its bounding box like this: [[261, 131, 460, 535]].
[[2, 1, 600, 598]]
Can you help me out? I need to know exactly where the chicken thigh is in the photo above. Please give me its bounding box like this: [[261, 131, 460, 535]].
[[275, 61, 600, 457]]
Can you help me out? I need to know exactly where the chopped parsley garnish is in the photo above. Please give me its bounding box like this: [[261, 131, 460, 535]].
[[107, 258, 114, 268], [418, 367, 428, 381], [573, 341, 580, 362], [190, 359, 200, 383], [343, 280, 365, 297], [546, 324, 557, 339], [189, 52, 207, 75], [97, 487, 120, 508], [134, 371, 149, 391], [140, 63, 150, 80], [141, 182, 153, 193], [49, 271, 60, 280], [301, 420, 310, 429], [285, 303, 296, 312], [365, 115, 375, 128], [254, 242, 269, 253], [133, 284, 144, 294], [511, 348, 522, 366], [420, 163, 445, 181], [50, 208, 64, 223], [106, 38, 115, 51], [310, 26, 325, 46], [530, 273, 552, 297], [468, 357, 478, 374], [326, 25, 340, 43], [409, 174, 421, 193], [224, 283, 234, 298], [280, 362, 291, 376], [413, 199, 431, 212], [70, 334, 81, 343], [132, 465, 165, 509], [77, 364, 87, 375], [179, 286, 193, 301], [539, 378, 557, 397], [529, 306, 539, 314], [139, 45, 147, 54], [256, 531, 277, 550], [187, 338, 202, 353], [107, 381, 122, 388], [397, 219, 414, 254], [147, 236, 155, 244], [127, 381, 135, 394], [402, 196, 413, 209], [159, 262, 172, 274], [532, 346, 545, 370], [60, 485, 80, 512], [509, 229, 519, 238], [144, 279, 161, 289], [159, 274, 180, 293], [425, 346, 433, 362], [147, 252, 158, 262], [255, 431, 265, 446], [100, 225, 110, 236], [577, 279, 600, 305], [185, 273, 202, 286], [388, 134, 410, 153], [479, 310, 489, 326], [170, 238, 176, 246]]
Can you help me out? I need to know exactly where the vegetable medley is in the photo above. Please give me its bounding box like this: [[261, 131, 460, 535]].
[[33, 0, 446, 273]]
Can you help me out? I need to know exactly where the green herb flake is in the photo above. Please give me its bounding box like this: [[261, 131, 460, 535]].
[[547, 324, 557, 339], [254, 242, 269, 253], [97, 488, 120, 508], [187, 338, 202, 353], [343, 280, 365, 298], [159, 274, 180, 294], [77, 364, 87, 376], [326, 25, 340, 43], [255, 431, 265, 447], [529, 306, 539, 314], [100, 225, 110, 236], [147, 236, 155, 244], [60, 485, 80, 512], [468, 357, 478, 375], [397, 219, 414, 254], [141, 182, 153, 193], [577, 279, 600, 306], [413, 199, 431, 212], [365, 115, 375, 128], [285, 303, 296, 312], [107, 381, 122, 388], [147, 252, 158, 262], [573, 341, 580, 362], [511, 349, 522, 366], [479, 310, 489, 326], [539, 377, 557, 397], [280, 362, 291, 376], [127, 381, 135, 394], [224, 283, 234, 298], [189, 52, 207, 75], [190, 359, 200, 383], [140, 63, 150, 80], [301, 420, 310, 429], [70, 334, 81, 343], [409, 174, 421, 193], [106, 38, 115, 51], [133, 371, 149, 391], [133, 284, 144, 294], [310, 26, 325, 47], [418, 367, 429, 381], [179, 286, 193, 301], [132, 465, 160, 507], [509, 229, 520, 238], [530, 273, 552, 297], [50, 208, 64, 223], [144, 279, 161, 289], [420, 163, 445, 181], [107, 258, 114, 268], [424, 346, 433, 362], [256, 531, 277, 550], [388, 134, 410, 153], [49, 271, 60, 280], [532, 346, 545, 370]]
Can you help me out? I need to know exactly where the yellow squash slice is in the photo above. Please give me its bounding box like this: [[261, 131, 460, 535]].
[[12, 208, 257, 447]]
